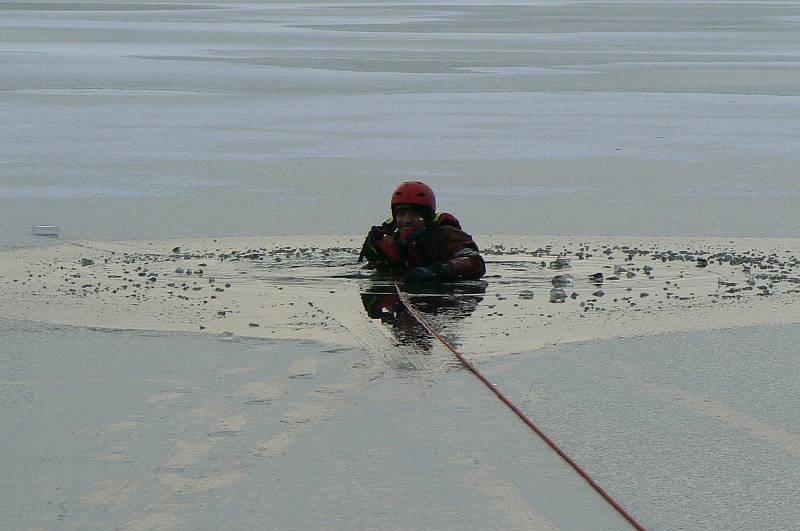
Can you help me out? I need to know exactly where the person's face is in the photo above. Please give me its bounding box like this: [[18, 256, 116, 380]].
[[395, 208, 426, 230]]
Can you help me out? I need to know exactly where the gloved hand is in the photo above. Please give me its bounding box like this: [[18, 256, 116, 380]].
[[403, 263, 452, 284], [359, 225, 391, 264]]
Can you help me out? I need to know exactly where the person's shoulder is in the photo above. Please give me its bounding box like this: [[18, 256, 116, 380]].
[[432, 212, 462, 230], [432, 224, 462, 234], [431, 223, 473, 241]]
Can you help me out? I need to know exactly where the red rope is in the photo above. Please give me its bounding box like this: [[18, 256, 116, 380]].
[[394, 282, 646, 531]]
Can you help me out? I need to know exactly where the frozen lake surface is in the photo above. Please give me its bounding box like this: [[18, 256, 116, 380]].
[[0, 319, 631, 530], [2, 0, 800, 247], [2, 2, 800, 528], [4, 318, 799, 530], [2, 234, 800, 529], [490, 322, 800, 530]]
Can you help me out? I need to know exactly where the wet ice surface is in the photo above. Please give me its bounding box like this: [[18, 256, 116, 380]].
[[3, 235, 800, 529], [0, 320, 630, 530], [3, 236, 800, 529], [488, 324, 800, 530], [7, 234, 798, 353]]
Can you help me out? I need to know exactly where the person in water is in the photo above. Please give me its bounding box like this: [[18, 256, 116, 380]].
[[359, 181, 486, 282]]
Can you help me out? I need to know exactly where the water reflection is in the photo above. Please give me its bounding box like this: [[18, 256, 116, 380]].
[[359, 278, 487, 351]]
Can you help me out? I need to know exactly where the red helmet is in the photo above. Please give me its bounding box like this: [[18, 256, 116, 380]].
[[391, 181, 436, 220]]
